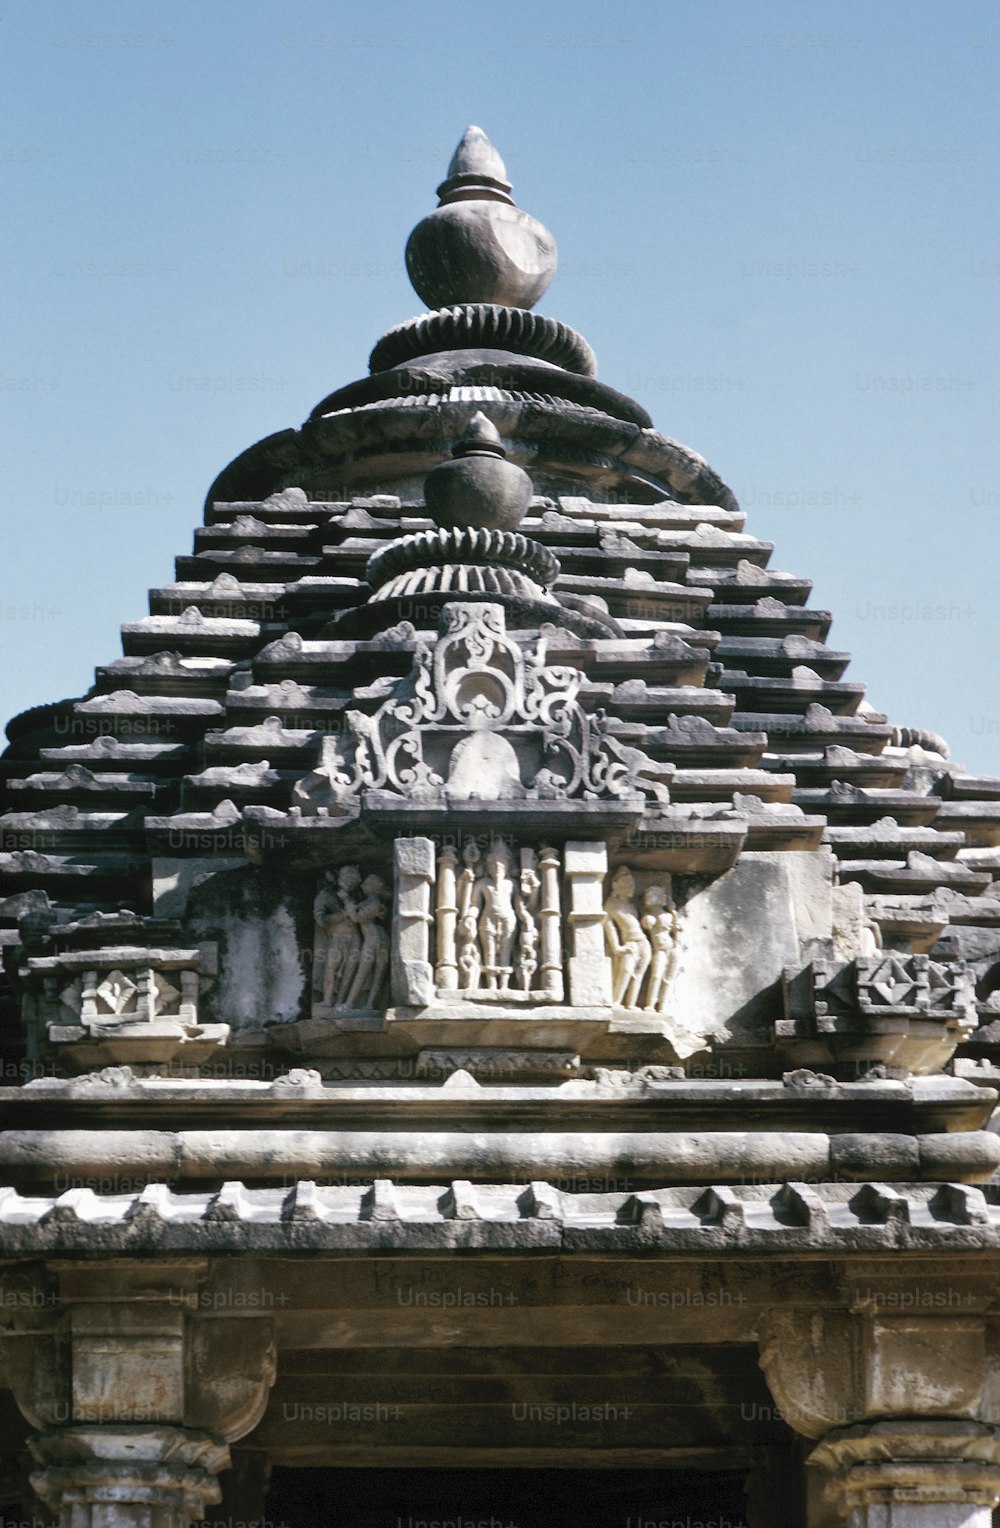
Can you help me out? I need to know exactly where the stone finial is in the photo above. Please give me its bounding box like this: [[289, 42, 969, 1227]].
[[405, 126, 557, 310], [423, 412, 533, 532]]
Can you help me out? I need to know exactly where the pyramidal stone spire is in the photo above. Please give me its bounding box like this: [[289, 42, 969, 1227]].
[[405, 125, 557, 310]]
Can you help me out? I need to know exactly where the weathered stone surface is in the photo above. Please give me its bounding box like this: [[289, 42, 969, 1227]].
[[4, 125, 1000, 1515]]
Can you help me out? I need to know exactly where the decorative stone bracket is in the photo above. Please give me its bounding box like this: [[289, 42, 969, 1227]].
[[777, 952, 977, 1076]]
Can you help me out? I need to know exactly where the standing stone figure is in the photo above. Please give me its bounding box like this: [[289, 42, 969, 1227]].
[[456, 838, 483, 991], [313, 865, 362, 1006], [514, 850, 541, 993], [603, 866, 652, 1008], [471, 839, 519, 991], [641, 883, 679, 1013], [343, 873, 390, 1010]]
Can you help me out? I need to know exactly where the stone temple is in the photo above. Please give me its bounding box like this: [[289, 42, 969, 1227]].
[[3, 127, 1000, 1528]]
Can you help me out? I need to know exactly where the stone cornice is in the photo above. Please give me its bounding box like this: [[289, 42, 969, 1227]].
[[3, 1179, 1000, 1256]]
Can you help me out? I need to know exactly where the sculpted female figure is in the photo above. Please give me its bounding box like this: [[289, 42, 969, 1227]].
[[344, 873, 390, 1010], [641, 883, 679, 1013], [514, 851, 541, 994], [603, 866, 652, 1008], [456, 838, 483, 991], [313, 864, 362, 1006]]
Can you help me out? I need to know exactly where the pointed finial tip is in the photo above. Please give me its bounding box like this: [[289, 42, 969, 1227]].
[[454, 411, 505, 458], [438, 125, 512, 206]]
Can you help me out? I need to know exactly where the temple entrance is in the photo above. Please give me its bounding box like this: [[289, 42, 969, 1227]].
[[265, 1467, 753, 1528]]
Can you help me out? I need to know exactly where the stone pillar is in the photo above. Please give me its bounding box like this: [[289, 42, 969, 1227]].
[[758, 1295, 1000, 1528], [29, 1425, 229, 1528], [538, 843, 564, 1001], [810, 1420, 1000, 1527], [1, 1263, 276, 1528], [563, 841, 611, 1006], [392, 836, 435, 1005], [434, 844, 459, 992]]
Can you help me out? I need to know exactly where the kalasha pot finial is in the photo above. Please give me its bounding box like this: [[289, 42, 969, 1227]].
[[405, 126, 557, 311], [423, 411, 534, 532]]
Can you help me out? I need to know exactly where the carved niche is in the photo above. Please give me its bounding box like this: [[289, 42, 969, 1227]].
[[436, 837, 563, 1002], [22, 943, 227, 1068], [777, 952, 977, 1074]]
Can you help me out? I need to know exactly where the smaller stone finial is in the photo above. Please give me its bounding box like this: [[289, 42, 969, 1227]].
[[405, 126, 557, 311], [452, 411, 505, 457], [423, 412, 533, 531]]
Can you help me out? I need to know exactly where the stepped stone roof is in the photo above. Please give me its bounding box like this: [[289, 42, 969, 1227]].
[[1, 127, 999, 1226]]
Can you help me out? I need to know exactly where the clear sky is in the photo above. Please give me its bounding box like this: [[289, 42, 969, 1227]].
[[2, 0, 998, 770]]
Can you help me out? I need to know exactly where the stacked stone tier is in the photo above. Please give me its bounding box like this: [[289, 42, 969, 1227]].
[[3, 484, 1000, 1079]]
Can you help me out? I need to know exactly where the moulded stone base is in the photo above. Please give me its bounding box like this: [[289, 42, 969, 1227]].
[[29, 1425, 229, 1528]]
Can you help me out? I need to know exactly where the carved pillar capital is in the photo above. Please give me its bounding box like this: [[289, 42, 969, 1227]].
[[759, 1299, 1000, 1524], [0, 1261, 276, 1446], [759, 1299, 997, 1439], [810, 1420, 1000, 1524], [29, 1425, 229, 1528]]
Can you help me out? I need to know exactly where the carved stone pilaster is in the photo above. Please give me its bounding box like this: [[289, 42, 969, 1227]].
[[392, 836, 436, 1006], [564, 841, 612, 1006], [434, 844, 459, 992], [29, 1425, 229, 1528], [810, 1420, 1000, 1526], [537, 843, 563, 1001]]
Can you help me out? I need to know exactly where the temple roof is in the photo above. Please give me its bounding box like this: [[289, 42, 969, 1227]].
[[2, 127, 999, 1107]]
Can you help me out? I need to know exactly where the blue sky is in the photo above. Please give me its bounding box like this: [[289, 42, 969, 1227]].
[[2, 0, 998, 769]]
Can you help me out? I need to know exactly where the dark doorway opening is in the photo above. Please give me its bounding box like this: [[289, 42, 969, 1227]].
[[266, 1467, 751, 1528]]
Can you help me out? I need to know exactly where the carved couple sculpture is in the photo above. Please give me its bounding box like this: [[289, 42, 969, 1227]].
[[603, 866, 678, 1012], [312, 865, 389, 1011]]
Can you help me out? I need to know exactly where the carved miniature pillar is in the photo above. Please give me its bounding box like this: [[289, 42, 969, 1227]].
[[392, 836, 435, 1005], [434, 844, 459, 992], [563, 841, 612, 1006], [538, 844, 564, 1000], [759, 1300, 1000, 1528], [30, 1425, 228, 1528], [179, 969, 199, 1025]]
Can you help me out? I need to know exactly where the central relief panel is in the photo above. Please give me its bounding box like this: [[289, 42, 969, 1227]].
[[434, 837, 562, 1002]]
